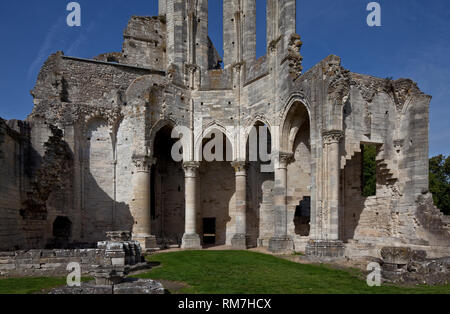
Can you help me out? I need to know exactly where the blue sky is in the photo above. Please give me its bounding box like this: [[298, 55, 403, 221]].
[[0, 0, 448, 156]]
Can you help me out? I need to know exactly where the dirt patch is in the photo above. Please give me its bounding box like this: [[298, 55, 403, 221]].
[[158, 280, 190, 294]]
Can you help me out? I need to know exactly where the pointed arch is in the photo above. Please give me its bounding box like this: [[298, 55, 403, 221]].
[[194, 122, 235, 162], [148, 119, 177, 157], [280, 98, 311, 153]]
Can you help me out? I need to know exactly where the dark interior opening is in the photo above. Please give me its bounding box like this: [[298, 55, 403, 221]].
[[294, 196, 311, 236], [50, 216, 72, 249], [203, 218, 216, 245]]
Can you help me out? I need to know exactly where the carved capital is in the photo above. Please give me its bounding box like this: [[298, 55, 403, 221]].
[[268, 36, 282, 55], [277, 152, 294, 168], [184, 63, 198, 74], [132, 155, 156, 173], [322, 130, 344, 145], [183, 161, 200, 178], [232, 61, 244, 73], [231, 161, 248, 174]]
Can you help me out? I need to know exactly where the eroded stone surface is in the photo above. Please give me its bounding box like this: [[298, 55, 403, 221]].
[[381, 247, 450, 285], [49, 279, 164, 295]]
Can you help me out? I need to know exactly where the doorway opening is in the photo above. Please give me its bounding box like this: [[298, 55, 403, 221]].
[[203, 218, 217, 246]]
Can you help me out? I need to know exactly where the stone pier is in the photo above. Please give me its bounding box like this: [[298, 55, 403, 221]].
[[269, 153, 294, 253], [231, 161, 249, 249], [181, 162, 202, 249], [130, 155, 157, 251], [306, 131, 345, 258]]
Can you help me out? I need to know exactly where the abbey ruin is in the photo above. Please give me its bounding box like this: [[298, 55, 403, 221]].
[[1, 0, 449, 260]]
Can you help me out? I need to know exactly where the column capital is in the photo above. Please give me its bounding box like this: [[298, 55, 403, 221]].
[[277, 152, 294, 169], [183, 161, 200, 178], [232, 61, 244, 73], [132, 155, 156, 173], [231, 161, 248, 173], [184, 63, 198, 74], [322, 130, 344, 145]]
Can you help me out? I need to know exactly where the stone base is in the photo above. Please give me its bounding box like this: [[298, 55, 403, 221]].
[[231, 234, 249, 250], [306, 240, 345, 258], [49, 279, 165, 295], [181, 233, 202, 250], [133, 235, 158, 251], [268, 236, 294, 253]]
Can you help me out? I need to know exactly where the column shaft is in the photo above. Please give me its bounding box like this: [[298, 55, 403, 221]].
[[305, 130, 345, 258], [269, 153, 294, 253], [324, 131, 343, 240], [182, 162, 202, 249], [231, 162, 248, 249], [131, 155, 157, 250]]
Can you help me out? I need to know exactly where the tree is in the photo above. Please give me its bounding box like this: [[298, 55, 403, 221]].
[[429, 155, 450, 215], [362, 144, 377, 197]]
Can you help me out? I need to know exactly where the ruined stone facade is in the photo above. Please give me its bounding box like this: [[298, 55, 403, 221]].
[[0, 0, 449, 259]]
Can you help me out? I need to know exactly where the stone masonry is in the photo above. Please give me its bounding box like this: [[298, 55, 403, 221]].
[[0, 1, 449, 260]]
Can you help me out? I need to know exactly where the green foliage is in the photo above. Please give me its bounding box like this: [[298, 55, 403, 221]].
[[136, 251, 450, 294], [362, 144, 377, 197], [429, 155, 450, 215]]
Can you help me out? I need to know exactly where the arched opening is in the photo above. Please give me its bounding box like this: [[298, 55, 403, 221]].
[[151, 125, 184, 247], [208, 0, 224, 69], [256, 0, 267, 59], [199, 129, 235, 246], [282, 101, 312, 238], [52, 216, 72, 248], [246, 121, 274, 247]]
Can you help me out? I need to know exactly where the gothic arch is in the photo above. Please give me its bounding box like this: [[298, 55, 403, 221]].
[[194, 122, 235, 162], [148, 119, 177, 157], [280, 93, 311, 125], [242, 116, 273, 162], [280, 98, 311, 154]]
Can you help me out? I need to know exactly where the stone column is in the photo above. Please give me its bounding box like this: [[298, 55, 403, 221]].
[[323, 130, 343, 241], [269, 152, 294, 253], [231, 161, 249, 249], [131, 155, 157, 251], [306, 130, 345, 258], [181, 161, 202, 249]]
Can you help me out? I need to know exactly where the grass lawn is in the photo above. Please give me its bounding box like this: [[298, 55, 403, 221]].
[[135, 250, 450, 294], [0, 277, 92, 294], [0, 277, 68, 294]]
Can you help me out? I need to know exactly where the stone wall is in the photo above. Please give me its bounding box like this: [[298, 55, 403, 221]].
[[122, 16, 167, 71], [0, 238, 141, 277], [199, 161, 236, 246], [0, 249, 109, 277], [0, 120, 31, 251]]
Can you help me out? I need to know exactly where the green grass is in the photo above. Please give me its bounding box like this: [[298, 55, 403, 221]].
[[0, 277, 67, 294], [135, 250, 450, 294], [0, 277, 92, 294]]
